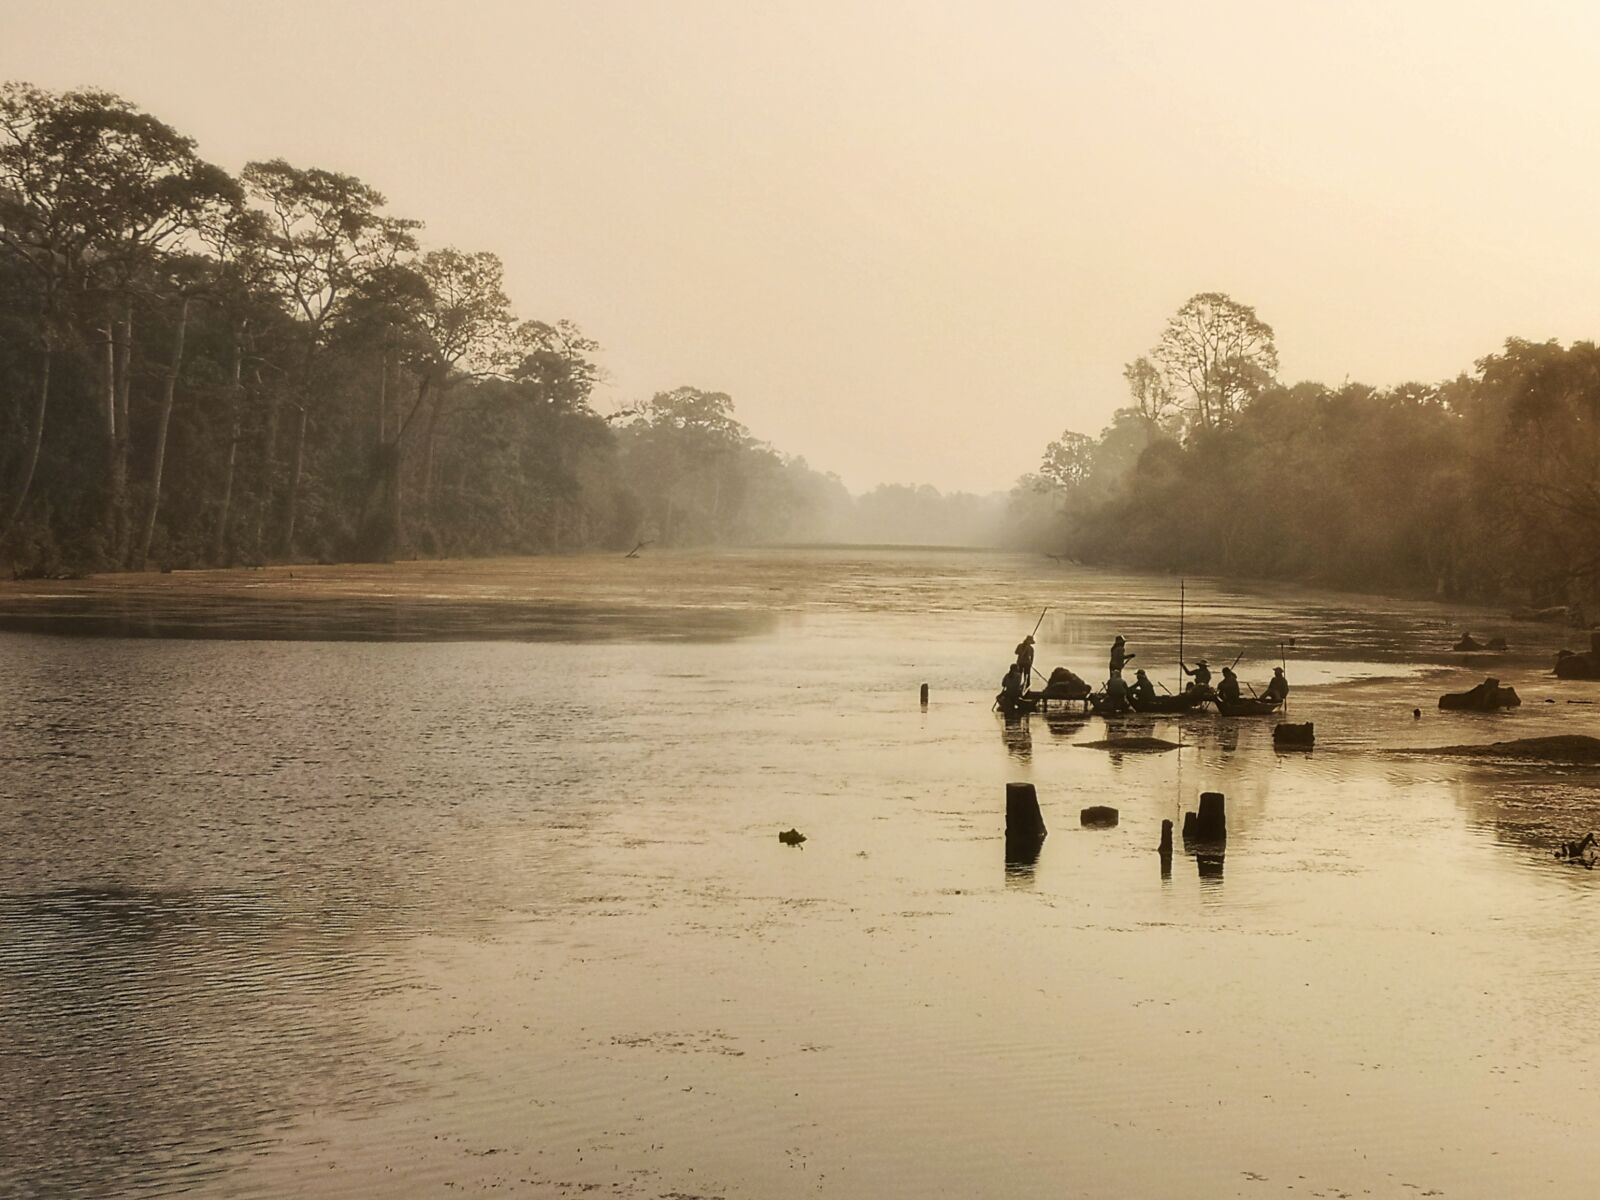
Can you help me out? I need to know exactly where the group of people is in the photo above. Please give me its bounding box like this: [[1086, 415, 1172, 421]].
[[998, 629, 1288, 712]]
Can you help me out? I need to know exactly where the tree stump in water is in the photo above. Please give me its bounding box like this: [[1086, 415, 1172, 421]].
[[1274, 721, 1315, 749], [1006, 782, 1047, 840], [1193, 792, 1227, 842]]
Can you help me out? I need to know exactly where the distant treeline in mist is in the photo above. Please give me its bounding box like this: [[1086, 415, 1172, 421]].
[[1007, 292, 1600, 609], [1, 83, 994, 574]]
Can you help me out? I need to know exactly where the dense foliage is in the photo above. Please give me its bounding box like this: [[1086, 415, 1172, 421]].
[[0, 83, 852, 573], [1013, 294, 1600, 611]]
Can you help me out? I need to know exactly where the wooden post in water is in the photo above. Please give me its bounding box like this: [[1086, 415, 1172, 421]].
[[920, 683, 929, 705], [1195, 792, 1227, 842], [1006, 782, 1047, 840]]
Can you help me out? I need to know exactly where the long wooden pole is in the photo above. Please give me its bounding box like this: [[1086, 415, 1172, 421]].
[[1178, 579, 1185, 692], [1028, 606, 1048, 684]]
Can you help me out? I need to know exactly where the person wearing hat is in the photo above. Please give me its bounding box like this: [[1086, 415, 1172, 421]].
[[1181, 657, 1212, 692], [1129, 668, 1157, 706], [1109, 635, 1135, 677], [1264, 666, 1289, 704], [1216, 665, 1242, 703], [1014, 634, 1036, 682]]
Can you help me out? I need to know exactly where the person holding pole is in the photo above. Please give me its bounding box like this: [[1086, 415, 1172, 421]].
[[1110, 635, 1135, 677], [1014, 635, 1036, 681]]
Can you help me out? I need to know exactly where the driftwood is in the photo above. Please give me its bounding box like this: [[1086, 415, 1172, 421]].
[[624, 540, 653, 558]]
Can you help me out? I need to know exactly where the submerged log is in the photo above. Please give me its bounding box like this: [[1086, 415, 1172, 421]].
[[1554, 641, 1600, 680], [1005, 782, 1047, 840], [1439, 677, 1521, 710]]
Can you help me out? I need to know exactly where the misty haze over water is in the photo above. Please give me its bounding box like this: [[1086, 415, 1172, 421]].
[[5, 4, 1600, 1197]]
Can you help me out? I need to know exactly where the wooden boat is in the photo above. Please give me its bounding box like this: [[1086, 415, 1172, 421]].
[[1212, 696, 1281, 716], [996, 692, 1039, 717], [1087, 692, 1131, 716], [1130, 690, 1207, 714]]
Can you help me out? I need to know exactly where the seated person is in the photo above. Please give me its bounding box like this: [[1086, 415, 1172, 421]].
[[1101, 672, 1132, 713], [1263, 667, 1289, 703], [998, 662, 1027, 705], [1216, 666, 1242, 703], [1129, 669, 1157, 705]]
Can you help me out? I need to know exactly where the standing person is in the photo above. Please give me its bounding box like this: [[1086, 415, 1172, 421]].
[[1109, 635, 1135, 677], [1014, 635, 1036, 682], [1264, 667, 1289, 704], [1181, 658, 1212, 692]]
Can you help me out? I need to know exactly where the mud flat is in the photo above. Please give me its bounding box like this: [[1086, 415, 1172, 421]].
[[1075, 736, 1181, 752], [1419, 735, 1600, 764]]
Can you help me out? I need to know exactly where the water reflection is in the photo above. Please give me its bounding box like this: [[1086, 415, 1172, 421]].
[[999, 714, 1032, 760], [1003, 831, 1043, 887], [0, 887, 411, 1197]]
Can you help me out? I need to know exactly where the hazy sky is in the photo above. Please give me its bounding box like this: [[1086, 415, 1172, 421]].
[[7, 1, 1600, 492]]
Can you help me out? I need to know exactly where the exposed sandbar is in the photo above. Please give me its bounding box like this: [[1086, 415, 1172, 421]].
[[1075, 737, 1181, 752], [1419, 735, 1600, 763]]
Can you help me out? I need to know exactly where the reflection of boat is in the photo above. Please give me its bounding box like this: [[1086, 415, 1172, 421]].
[[1213, 696, 1281, 716], [1131, 690, 1208, 714]]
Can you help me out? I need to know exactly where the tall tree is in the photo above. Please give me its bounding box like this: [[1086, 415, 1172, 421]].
[[240, 159, 418, 555], [1151, 291, 1278, 431]]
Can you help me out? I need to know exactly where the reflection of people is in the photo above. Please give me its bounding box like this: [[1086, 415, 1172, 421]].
[[1181, 658, 1212, 691], [1216, 666, 1241, 703], [1130, 669, 1157, 705], [1264, 667, 1289, 704], [1014, 635, 1036, 680], [1109, 635, 1135, 677]]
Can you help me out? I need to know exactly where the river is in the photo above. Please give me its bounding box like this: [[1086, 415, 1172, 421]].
[[1, 548, 1597, 1198]]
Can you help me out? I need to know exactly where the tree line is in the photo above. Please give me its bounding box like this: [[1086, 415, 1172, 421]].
[[0, 82, 868, 574], [1011, 292, 1600, 612]]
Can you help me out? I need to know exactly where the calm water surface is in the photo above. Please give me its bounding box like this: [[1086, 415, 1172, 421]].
[[2, 550, 1598, 1198]]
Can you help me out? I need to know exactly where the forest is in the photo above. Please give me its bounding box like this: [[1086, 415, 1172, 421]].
[[0, 82, 936, 574], [1010, 292, 1600, 612], [5, 82, 1596, 612]]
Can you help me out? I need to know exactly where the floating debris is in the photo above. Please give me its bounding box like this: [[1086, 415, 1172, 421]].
[[778, 828, 807, 846]]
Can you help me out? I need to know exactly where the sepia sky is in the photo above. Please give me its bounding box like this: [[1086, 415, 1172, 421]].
[[7, 0, 1600, 492]]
